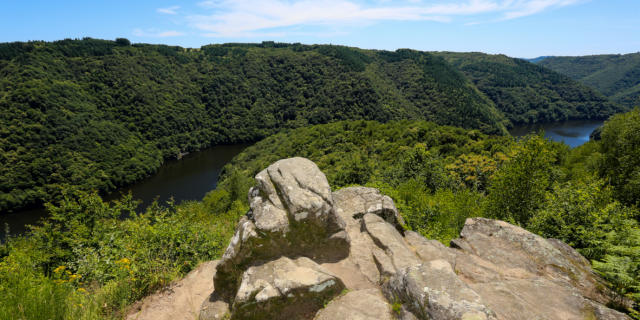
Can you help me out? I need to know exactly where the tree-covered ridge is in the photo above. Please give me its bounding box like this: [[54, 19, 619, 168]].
[[1, 118, 639, 319], [435, 52, 625, 125], [537, 53, 640, 108], [0, 38, 623, 212], [0, 38, 511, 212]]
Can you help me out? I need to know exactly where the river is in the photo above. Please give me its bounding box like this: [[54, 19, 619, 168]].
[[509, 119, 603, 148], [1, 119, 604, 240], [0, 144, 250, 240]]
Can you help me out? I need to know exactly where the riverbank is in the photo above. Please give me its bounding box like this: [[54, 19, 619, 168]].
[[509, 119, 603, 148], [1, 144, 250, 240]]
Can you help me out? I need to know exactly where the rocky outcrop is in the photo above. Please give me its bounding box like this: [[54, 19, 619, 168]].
[[194, 157, 629, 320], [213, 157, 349, 299], [449, 218, 629, 320]]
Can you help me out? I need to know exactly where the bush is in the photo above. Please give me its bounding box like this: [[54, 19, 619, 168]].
[[0, 186, 246, 319], [600, 108, 640, 206], [530, 179, 640, 303], [484, 135, 559, 225]]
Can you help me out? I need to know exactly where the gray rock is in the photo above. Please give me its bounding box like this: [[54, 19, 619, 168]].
[[385, 260, 496, 320], [214, 158, 350, 298], [333, 187, 404, 231], [265, 157, 334, 224], [331, 187, 402, 284], [452, 218, 625, 307], [362, 213, 420, 274], [450, 218, 630, 320], [314, 288, 393, 320], [404, 231, 456, 263], [199, 295, 230, 320], [232, 257, 345, 320]]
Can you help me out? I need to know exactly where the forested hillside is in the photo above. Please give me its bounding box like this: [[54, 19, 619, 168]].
[[537, 53, 640, 108], [436, 52, 624, 124], [0, 38, 622, 212], [2, 116, 638, 319]]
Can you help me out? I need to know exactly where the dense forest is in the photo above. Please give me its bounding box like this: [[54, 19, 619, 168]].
[[436, 52, 623, 124], [0, 38, 623, 213], [537, 53, 640, 108], [2, 110, 639, 319]]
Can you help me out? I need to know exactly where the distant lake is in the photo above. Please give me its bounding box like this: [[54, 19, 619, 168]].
[[1, 144, 250, 240], [509, 119, 604, 148]]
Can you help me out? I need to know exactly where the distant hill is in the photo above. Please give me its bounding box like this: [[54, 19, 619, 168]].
[[537, 53, 640, 108], [435, 52, 624, 125], [0, 39, 624, 212]]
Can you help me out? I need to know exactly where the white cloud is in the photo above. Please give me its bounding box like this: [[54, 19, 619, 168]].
[[157, 6, 180, 15], [183, 0, 584, 37], [133, 28, 185, 37], [501, 0, 581, 20]]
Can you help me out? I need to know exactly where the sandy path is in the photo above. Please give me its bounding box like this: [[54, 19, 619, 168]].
[[127, 260, 218, 320]]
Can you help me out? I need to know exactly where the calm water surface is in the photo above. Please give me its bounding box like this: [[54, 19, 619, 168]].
[[509, 119, 603, 148], [0, 120, 605, 240], [1, 144, 250, 240]]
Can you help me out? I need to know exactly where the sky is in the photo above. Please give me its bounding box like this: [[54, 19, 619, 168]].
[[1, 0, 638, 58]]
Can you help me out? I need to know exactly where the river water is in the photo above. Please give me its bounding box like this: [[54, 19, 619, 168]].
[[1, 119, 604, 240], [0, 144, 250, 240], [509, 119, 603, 148]]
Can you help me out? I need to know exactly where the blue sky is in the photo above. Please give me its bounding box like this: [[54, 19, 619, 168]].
[[1, 0, 638, 57]]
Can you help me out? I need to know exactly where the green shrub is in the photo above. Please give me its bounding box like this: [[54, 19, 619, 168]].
[[484, 135, 560, 225], [530, 179, 640, 304], [600, 108, 640, 206]]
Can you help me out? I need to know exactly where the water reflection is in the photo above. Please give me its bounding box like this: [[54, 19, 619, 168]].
[[509, 120, 603, 148], [1, 143, 250, 240]]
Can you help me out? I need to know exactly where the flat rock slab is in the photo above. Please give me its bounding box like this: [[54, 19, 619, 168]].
[[233, 256, 345, 320], [314, 288, 393, 320], [385, 260, 496, 320]]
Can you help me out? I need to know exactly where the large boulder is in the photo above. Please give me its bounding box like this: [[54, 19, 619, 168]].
[[451, 218, 623, 306], [331, 187, 404, 284], [214, 158, 349, 298], [449, 218, 630, 320]]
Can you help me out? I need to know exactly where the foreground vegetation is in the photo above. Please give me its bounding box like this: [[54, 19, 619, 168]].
[[538, 52, 640, 108], [0, 38, 624, 212], [2, 110, 640, 319]]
